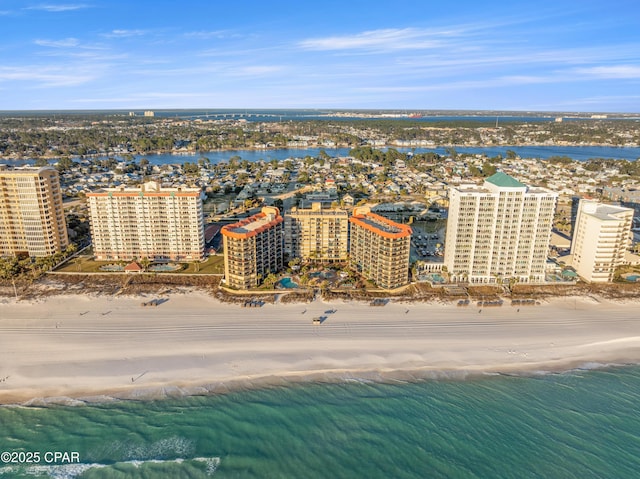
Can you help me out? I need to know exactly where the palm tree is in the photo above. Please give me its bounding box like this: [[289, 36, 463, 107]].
[[140, 257, 151, 271]]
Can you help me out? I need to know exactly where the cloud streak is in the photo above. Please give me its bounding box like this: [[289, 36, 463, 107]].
[[299, 28, 448, 52], [0, 66, 96, 86], [102, 29, 147, 38], [574, 65, 640, 79], [26, 4, 90, 12], [34, 38, 80, 48]]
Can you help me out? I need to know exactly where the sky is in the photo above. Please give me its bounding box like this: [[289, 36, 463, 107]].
[[1, 0, 639, 112]]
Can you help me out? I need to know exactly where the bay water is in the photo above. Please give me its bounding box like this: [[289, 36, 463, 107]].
[[1, 366, 639, 478], [98, 145, 640, 165]]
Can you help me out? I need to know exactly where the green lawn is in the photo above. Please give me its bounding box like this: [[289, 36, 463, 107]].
[[54, 254, 225, 275]]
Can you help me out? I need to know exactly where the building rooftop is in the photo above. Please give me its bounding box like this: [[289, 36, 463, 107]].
[[485, 171, 526, 188], [290, 203, 348, 216], [582, 202, 633, 221], [350, 211, 412, 239], [221, 207, 283, 239], [87, 181, 202, 197], [0, 165, 58, 175]]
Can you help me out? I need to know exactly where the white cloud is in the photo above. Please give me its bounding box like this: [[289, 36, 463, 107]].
[[548, 94, 640, 110], [26, 4, 89, 12], [103, 29, 147, 38], [299, 28, 445, 52], [72, 92, 203, 103], [0, 66, 95, 86], [184, 30, 240, 40], [296, 21, 523, 53], [34, 38, 80, 48], [574, 65, 640, 79]]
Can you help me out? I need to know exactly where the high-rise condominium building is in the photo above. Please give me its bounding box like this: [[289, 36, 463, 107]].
[[349, 207, 412, 289], [570, 199, 633, 283], [0, 166, 68, 257], [444, 172, 557, 284], [285, 202, 349, 262], [221, 206, 284, 289], [86, 181, 204, 261]]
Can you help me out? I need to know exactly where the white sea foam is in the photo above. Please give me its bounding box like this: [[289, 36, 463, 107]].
[[0, 456, 222, 478], [98, 435, 196, 461]]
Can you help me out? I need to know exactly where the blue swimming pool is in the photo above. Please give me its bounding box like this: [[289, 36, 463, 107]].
[[278, 277, 299, 289]]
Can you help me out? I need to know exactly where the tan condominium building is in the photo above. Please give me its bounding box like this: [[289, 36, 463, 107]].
[[570, 199, 633, 283], [86, 181, 205, 261], [349, 206, 412, 289], [444, 172, 557, 284], [0, 166, 68, 257], [285, 202, 349, 262], [221, 206, 284, 289]]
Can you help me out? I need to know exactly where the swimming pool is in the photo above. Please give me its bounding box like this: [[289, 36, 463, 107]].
[[99, 264, 124, 272], [421, 273, 445, 283], [148, 263, 182, 272], [278, 277, 299, 289]]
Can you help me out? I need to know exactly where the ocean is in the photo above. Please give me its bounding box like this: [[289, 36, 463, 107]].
[[1, 366, 639, 478]]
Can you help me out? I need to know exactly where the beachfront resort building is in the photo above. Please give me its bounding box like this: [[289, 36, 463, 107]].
[[444, 172, 557, 284], [570, 200, 633, 283], [86, 181, 205, 261], [0, 166, 68, 257], [285, 202, 349, 262], [349, 206, 412, 289], [221, 206, 284, 289]]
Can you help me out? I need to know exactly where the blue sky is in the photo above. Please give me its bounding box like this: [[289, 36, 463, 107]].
[[1, 0, 639, 112]]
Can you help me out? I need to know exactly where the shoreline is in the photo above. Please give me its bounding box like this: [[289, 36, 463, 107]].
[[7, 360, 639, 408], [1, 292, 640, 406]]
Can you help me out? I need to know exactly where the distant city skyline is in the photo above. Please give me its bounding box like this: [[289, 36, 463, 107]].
[[1, 0, 639, 112]]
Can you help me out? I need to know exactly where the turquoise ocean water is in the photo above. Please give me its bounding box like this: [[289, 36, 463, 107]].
[[1, 366, 640, 478]]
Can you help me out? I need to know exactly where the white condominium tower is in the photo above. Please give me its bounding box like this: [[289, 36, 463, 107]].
[[86, 181, 205, 261], [285, 202, 349, 262], [221, 206, 284, 290], [349, 206, 412, 289], [444, 172, 557, 284], [570, 199, 633, 283], [0, 166, 68, 257]]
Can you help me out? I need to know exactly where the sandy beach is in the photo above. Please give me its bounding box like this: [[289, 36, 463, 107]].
[[1, 292, 639, 405]]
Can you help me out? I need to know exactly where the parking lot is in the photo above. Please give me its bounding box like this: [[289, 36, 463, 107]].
[[410, 221, 445, 262]]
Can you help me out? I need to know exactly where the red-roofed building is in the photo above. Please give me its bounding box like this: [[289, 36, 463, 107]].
[[349, 207, 412, 289], [221, 207, 284, 289], [124, 261, 143, 273]]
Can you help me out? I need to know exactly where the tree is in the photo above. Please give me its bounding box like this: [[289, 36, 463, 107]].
[[263, 273, 278, 288], [140, 257, 151, 271], [182, 162, 200, 176], [56, 156, 74, 172], [198, 157, 210, 169], [481, 161, 497, 177], [445, 147, 458, 159]]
